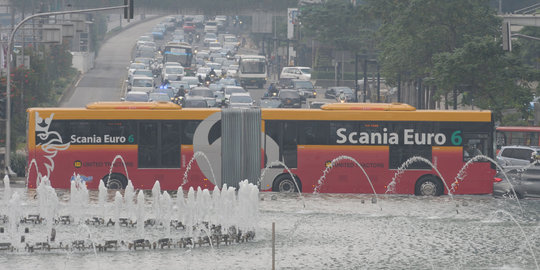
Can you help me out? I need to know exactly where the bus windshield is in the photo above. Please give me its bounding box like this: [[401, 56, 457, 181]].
[[240, 59, 265, 74]]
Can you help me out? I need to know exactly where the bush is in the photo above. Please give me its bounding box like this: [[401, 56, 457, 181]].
[[10, 151, 28, 177]]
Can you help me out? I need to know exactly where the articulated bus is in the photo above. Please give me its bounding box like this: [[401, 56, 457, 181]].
[[27, 102, 495, 195]]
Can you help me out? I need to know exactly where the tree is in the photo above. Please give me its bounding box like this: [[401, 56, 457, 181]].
[[299, 0, 376, 52], [432, 36, 539, 121]]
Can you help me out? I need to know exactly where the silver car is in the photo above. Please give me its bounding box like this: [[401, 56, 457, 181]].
[[493, 163, 540, 199], [497, 145, 540, 171]]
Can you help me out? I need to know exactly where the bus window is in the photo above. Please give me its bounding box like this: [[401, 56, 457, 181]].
[[182, 120, 201, 144], [462, 133, 489, 161], [298, 121, 329, 145], [138, 122, 159, 168], [161, 121, 181, 168], [389, 145, 432, 169]]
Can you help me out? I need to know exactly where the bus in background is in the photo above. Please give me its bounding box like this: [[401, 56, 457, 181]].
[[496, 126, 540, 149], [27, 102, 495, 196], [236, 55, 267, 89], [162, 42, 194, 75]]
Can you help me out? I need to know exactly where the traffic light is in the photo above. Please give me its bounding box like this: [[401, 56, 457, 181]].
[[123, 0, 134, 20]]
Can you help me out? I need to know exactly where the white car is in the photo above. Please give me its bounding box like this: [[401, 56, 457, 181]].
[[208, 42, 222, 52], [196, 67, 211, 78], [162, 65, 185, 81], [204, 20, 218, 33], [226, 65, 238, 77], [227, 92, 254, 108], [127, 62, 147, 81], [224, 85, 246, 100], [129, 76, 154, 92], [280, 66, 312, 81]]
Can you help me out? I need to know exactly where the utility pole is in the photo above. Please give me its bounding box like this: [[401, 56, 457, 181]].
[[4, 3, 131, 176]]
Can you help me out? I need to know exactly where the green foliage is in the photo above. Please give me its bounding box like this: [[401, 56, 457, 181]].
[[10, 151, 27, 177], [432, 36, 538, 120], [299, 0, 376, 52]]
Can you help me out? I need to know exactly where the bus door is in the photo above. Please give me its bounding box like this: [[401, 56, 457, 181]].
[[138, 121, 181, 169], [265, 120, 297, 168]]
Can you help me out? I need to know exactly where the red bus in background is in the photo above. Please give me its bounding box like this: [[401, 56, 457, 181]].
[[496, 126, 540, 149]]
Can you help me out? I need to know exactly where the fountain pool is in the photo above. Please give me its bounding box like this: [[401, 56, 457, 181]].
[[0, 180, 538, 269]]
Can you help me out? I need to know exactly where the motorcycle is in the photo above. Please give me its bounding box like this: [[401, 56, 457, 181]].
[[338, 93, 347, 103]]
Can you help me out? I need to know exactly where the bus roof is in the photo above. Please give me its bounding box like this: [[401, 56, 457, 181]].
[[165, 42, 191, 48], [496, 126, 540, 132], [262, 103, 492, 122], [27, 102, 491, 122], [321, 102, 415, 111]]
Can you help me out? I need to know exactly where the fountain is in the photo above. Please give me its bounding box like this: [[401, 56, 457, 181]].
[[312, 155, 378, 202], [181, 151, 217, 189], [0, 154, 539, 269], [385, 156, 452, 198]]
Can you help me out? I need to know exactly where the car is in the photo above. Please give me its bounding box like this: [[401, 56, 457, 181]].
[[278, 90, 302, 108], [260, 96, 281, 108], [127, 62, 147, 80], [188, 86, 216, 107], [277, 77, 293, 89], [308, 101, 327, 109], [182, 96, 208, 108], [214, 91, 226, 107], [280, 66, 312, 81], [182, 76, 200, 89], [149, 92, 172, 102], [204, 20, 218, 33], [122, 91, 149, 102], [493, 161, 540, 199], [326, 86, 355, 102], [129, 76, 154, 92], [130, 69, 155, 84], [497, 145, 540, 171], [291, 79, 317, 100], [227, 92, 254, 108], [183, 21, 196, 33], [224, 85, 246, 100], [162, 65, 185, 81]]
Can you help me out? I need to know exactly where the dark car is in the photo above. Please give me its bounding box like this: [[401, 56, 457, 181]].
[[182, 96, 208, 108], [277, 77, 293, 89], [260, 97, 282, 108], [278, 90, 302, 108], [493, 162, 540, 199], [291, 79, 317, 100], [326, 86, 355, 102]]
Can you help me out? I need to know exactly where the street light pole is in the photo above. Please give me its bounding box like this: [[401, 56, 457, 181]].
[[4, 4, 128, 176]]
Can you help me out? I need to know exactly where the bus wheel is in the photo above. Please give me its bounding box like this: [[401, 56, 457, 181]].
[[104, 173, 127, 190], [415, 175, 443, 196], [272, 174, 301, 193]]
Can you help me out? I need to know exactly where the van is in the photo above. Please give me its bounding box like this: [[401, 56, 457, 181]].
[[280, 66, 312, 81]]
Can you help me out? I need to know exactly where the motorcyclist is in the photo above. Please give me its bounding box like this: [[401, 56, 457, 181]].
[[198, 75, 204, 84], [173, 85, 186, 104], [204, 74, 212, 85], [268, 83, 278, 96], [338, 90, 347, 103], [208, 68, 217, 78]]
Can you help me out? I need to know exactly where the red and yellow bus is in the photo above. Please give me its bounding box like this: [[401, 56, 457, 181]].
[[27, 102, 495, 195]]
